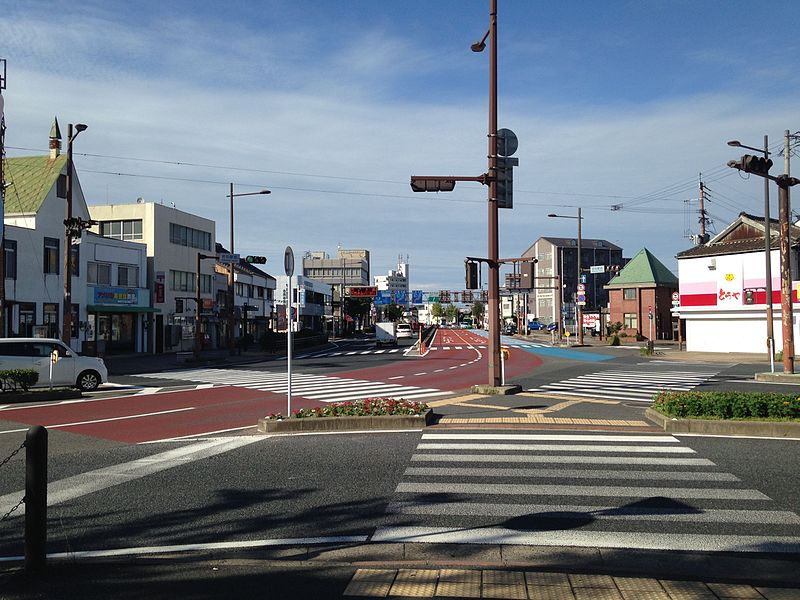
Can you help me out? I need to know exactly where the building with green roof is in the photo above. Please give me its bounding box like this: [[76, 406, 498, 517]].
[[604, 248, 678, 340]]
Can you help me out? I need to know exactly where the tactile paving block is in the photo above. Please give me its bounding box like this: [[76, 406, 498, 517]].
[[569, 573, 616, 589], [526, 572, 571, 587], [706, 583, 765, 599], [526, 586, 577, 600]]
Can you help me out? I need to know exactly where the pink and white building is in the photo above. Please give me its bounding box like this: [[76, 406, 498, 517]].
[[675, 212, 799, 354]]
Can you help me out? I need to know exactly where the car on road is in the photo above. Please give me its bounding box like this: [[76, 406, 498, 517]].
[[396, 323, 413, 338], [503, 322, 517, 335], [547, 322, 559, 332], [528, 319, 546, 331], [0, 337, 108, 391]]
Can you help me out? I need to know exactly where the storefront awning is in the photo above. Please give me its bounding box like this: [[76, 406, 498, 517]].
[[87, 305, 162, 314]]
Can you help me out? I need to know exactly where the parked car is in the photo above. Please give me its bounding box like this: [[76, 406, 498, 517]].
[[503, 322, 517, 335], [0, 338, 107, 391], [528, 319, 546, 331], [547, 322, 559, 332], [396, 323, 413, 339]]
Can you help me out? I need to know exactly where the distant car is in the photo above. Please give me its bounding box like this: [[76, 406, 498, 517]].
[[528, 320, 546, 331], [503, 323, 517, 335], [396, 323, 413, 339], [547, 322, 559, 332]]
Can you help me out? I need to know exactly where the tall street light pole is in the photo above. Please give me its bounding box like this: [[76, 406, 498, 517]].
[[548, 208, 583, 345], [728, 137, 774, 370], [471, 0, 501, 386], [227, 184, 270, 353], [62, 122, 87, 347]]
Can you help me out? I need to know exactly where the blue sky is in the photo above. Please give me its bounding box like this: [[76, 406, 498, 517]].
[[2, 0, 798, 293]]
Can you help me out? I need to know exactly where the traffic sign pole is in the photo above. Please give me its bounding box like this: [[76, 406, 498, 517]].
[[285, 246, 294, 417]]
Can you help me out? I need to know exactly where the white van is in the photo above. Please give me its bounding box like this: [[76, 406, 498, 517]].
[[396, 323, 413, 339], [0, 338, 108, 391]]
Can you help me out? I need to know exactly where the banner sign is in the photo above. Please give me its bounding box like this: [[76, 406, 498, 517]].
[[93, 287, 139, 306]]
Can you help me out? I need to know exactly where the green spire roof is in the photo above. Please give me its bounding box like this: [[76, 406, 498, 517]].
[[50, 116, 62, 140], [608, 248, 677, 286], [3, 154, 67, 214]]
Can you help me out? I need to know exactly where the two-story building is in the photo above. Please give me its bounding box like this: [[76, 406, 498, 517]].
[[3, 120, 151, 353]]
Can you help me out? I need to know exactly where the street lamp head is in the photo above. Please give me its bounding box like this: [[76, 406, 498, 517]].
[[547, 213, 558, 218], [258, 189, 271, 195], [75, 123, 88, 133], [471, 41, 486, 52], [727, 140, 741, 148]]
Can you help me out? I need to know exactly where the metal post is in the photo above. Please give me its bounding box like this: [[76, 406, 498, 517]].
[[577, 207, 583, 346], [228, 182, 236, 354], [486, 0, 501, 386], [25, 425, 48, 572], [779, 180, 794, 374], [287, 275, 293, 416], [195, 252, 202, 358], [62, 124, 74, 347], [762, 136, 775, 371]]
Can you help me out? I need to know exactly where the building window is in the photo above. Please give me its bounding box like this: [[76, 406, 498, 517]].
[[19, 303, 35, 337], [57, 174, 67, 199], [623, 288, 636, 300], [169, 223, 210, 250], [100, 219, 143, 240], [88, 262, 112, 285], [170, 270, 210, 293], [4, 239, 17, 280], [624, 313, 638, 330], [44, 303, 59, 338], [43, 237, 59, 274], [118, 265, 139, 287]]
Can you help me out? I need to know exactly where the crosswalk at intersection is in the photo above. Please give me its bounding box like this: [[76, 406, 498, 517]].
[[133, 367, 450, 403], [527, 368, 719, 402], [374, 431, 800, 553]]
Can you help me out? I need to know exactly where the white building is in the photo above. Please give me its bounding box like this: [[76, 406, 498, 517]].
[[675, 212, 798, 354], [3, 120, 151, 354], [374, 256, 410, 302], [89, 201, 217, 353], [274, 275, 332, 332], [216, 243, 276, 341]]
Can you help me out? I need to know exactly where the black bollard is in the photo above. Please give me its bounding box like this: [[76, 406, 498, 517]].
[[25, 425, 48, 572]]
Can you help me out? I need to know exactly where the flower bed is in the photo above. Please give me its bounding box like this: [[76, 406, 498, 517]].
[[257, 398, 433, 433], [651, 390, 800, 421], [267, 398, 429, 420]]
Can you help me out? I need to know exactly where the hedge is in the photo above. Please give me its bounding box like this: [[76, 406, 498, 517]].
[[652, 390, 800, 421], [0, 369, 40, 393]]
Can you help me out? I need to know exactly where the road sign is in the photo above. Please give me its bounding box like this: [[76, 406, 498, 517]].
[[580, 274, 587, 284], [219, 253, 240, 264], [284, 246, 294, 277], [577, 283, 586, 292], [589, 265, 605, 274], [672, 292, 680, 301]]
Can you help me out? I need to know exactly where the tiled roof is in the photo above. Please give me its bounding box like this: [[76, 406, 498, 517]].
[[606, 248, 677, 287], [676, 212, 799, 258], [3, 155, 67, 214]]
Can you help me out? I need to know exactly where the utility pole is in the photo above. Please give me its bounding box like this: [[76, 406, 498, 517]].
[[763, 135, 774, 369], [698, 176, 709, 243], [0, 58, 6, 338], [62, 123, 88, 347]]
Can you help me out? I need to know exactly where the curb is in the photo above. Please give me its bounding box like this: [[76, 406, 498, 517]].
[[645, 407, 800, 438], [469, 384, 522, 395], [257, 410, 434, 433]]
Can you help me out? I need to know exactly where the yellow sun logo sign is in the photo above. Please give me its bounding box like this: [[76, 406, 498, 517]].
[[725, 273, 735, 281]]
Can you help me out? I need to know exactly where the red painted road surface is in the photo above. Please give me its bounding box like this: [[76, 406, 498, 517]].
[[0, 329, 542, 443]]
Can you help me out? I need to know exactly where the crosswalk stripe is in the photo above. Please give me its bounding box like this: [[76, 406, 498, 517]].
[[370, 527, 800, 553], [416, 443, 697, 453], [385, 502, 800, 524], [421, 434, 678, 442], [395, 482, 768, 500], [403, 467, 739, 481], [410, 454, 716, 466]]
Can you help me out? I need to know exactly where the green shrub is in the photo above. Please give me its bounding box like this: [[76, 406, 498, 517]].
[[610, 335, 620, 346], [652, 390, 800, 421], [0, 369, 40, 393]]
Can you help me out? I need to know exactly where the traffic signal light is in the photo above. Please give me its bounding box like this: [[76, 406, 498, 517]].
[[245, 255, 267, 264], [63, 216, 97, 238], [496, 156, 519, 209], [741, 155, 773, 176], [465, 261, 479, 289]]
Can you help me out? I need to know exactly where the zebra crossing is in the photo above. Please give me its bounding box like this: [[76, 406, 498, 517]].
[[428, 342, 550, 351], [291, 348, 405, 360], [132, 367, 451, 403], [374, 432, 800, 553], [526, 367, 719, 402]]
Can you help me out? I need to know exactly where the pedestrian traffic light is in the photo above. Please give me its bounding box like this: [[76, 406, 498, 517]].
[[496, 156, 519, 209], [245, 255, 267, 264], [465, 261, 479, 289]]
